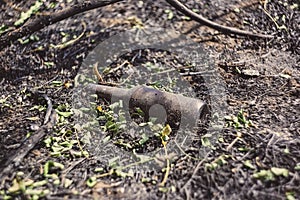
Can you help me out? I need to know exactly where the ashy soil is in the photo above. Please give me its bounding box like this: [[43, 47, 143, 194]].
[[0, 0, 299, 199]]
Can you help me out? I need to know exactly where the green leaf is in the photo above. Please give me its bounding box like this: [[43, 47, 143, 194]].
[[253, 170, 275, 181], [14, 0, 43, 26], [86, 176, 97, 188], [141, 177, 151, 183], [82, 150, 89, 157], [102, 135, 111, 143], [18, 38, 30, 44], [138, 122, 148, 127], [0, 24, 8, 35], [161, 124, 172, 138], [53, 179, 60, 185], [44, 62, 54, 67], [44, 161, 64, 177], [205, 162, 218, 171], [24, 189, 50, 196], [243, 160, 255, 169], [295, 163, 300, 170], [139, 134, 149, 145], [271, 167, 289, 177], [164, 9, 174, 20], [44, 137, 52, 147], [286, 192, 296, 200], [238, 147, 249, 152], [52, 80, 63, 86], [158, 187, 169, 193], [8, 179, 21, 193], [181, 16, 191, 20], [63, 178, 73, 188], [31, 180, 48, 188], [201, 137, 211, 147], [29, 34, 39, 41], [51, 145, 63, 153], [114, 168, 133, 178], [225, 110, 252, 129], [29, 105, 46, 112], [108, 157, 119, 168], [55, 110, 73, 118], [95, 167, 104, 173]]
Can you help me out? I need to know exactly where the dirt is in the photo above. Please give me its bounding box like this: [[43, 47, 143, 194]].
[[0, 0, 299, 199]]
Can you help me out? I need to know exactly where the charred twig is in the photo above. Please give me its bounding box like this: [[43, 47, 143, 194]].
[[0, 92, 57, 186], [0, 0, 274, 50], [0, 0, 123, 50], [166, 0, 274, 39]]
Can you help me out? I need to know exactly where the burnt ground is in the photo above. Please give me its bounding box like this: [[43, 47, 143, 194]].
[[0, 0, 299, 199]]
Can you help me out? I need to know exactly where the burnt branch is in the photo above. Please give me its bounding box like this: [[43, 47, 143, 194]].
[[166, 0, 274, 39], [0, 0, 123, 50], [0, 93, 56, 186], [0, 0, 274, 51]]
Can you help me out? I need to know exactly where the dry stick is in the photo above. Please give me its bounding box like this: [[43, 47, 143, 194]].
[[165, 0, 274, 39], [0, 0, 273, 50], [0, 0, 123, 50], [93, 62, 119, 86], [0, 93, 57, 187]]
